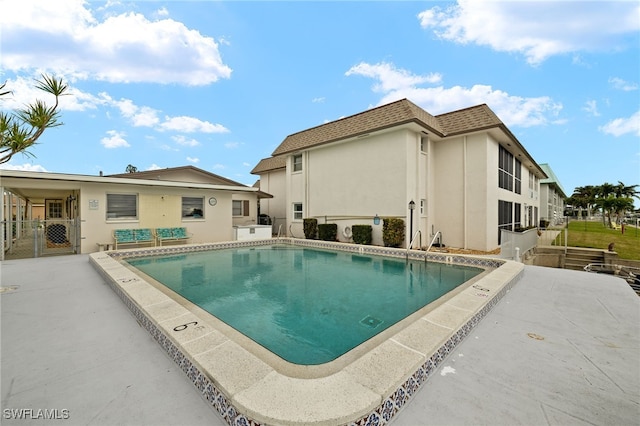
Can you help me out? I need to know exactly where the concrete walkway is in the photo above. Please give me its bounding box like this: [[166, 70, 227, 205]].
[[1, 255, 638, 425]]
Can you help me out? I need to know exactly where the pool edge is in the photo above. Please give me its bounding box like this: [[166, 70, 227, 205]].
[[89, 239, 523, 426]]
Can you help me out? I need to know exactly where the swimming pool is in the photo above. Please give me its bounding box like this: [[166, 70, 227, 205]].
[[126, 245, 483, 365], [90, 238, 523, 425]]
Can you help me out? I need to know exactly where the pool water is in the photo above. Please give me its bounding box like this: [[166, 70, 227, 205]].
[[127, 245, 482, 365]]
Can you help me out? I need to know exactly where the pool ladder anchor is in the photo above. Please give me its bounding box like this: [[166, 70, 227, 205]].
[[406, 230, 426, 264], [425, 231, 442, 266]]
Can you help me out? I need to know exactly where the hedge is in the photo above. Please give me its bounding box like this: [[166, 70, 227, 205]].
[[382, 218, 405, 247], [352, 225, 372, 245], [303, 218, 318, 239], [318, 223, 338, 241]]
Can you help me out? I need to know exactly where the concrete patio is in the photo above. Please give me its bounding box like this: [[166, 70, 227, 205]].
[[1, 255, 638, 425]]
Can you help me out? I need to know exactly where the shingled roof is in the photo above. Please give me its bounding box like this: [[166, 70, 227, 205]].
[[250, 155, 287, 175], [272, 99, 445, 156], [435, 103, 504, 136], [256, 99, 546, 178], [270, 99, 512, 156]]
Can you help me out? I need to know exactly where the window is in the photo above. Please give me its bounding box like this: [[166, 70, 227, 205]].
[[498, 200, 513, 243], [420, 199, 426, 215], [498, 145, 514, 191], [233, 200, 250, 217], [529, 174, 538, 199], [293, 203, 303, 220], [106, 194, 137, 219], [514, 159, 521, 194], [514, 203, 521, 229], [292, 154, 302, 172], [182, 197, 204, 218], [420, 137, 427, 153], [46, 200, 63, 219]]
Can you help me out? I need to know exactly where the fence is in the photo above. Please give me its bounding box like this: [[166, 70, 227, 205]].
[[1, 219, 79, 260], [500, 228, 540, 261]]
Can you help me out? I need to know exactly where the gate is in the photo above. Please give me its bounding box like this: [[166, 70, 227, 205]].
[[1, 219, 79, 260]]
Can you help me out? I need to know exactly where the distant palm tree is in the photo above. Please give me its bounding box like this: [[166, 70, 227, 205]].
[[595, 182, 617, 226], [125, 164, 138, 173]]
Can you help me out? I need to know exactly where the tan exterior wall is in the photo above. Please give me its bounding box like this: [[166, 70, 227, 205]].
[[79, 182, 238, 252]]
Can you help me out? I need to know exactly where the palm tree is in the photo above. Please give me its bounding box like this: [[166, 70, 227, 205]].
[[569, 185, 597, 218], [125, 164, 138, 173], [595, 182, 617, 226], [0, 75, 68, 164]]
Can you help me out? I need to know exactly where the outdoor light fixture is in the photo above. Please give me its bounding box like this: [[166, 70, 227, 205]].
[[373, 214, 380, 225]]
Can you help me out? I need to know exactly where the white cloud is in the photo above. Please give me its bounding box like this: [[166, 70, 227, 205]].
[[582, 100, 600, 117], [242, 162, 251, 167], [111, 98, 160, 127], [186, 157, 199, 163], [609, 77, 638, 92], [160, 116, 229, 133], [100, 130, 130, 148], [346, 62, 562, 128], [312, 97, 325, 103], [224, 142, 240, 149], [600, 111, 640, 137], [212, 163, 225, 170], [0, 163, 48, 172], [0, 0, 232, 85], [172, 135, 200, 147], [146, 164, 162, 170], [418, 1, 640, 65], [346, 62, 442, 92]]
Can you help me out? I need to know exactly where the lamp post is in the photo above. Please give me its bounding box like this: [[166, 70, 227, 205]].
[[408, 200, 415, 248]]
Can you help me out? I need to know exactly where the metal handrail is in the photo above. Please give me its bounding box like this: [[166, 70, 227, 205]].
[[276, 224, 283, 241], [406, 230, 422, 262], [425, 231, 442, 265]]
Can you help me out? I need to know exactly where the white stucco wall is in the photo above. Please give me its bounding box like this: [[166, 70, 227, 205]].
[[257, 169, 286, 232], [295, 129, 411, 245]]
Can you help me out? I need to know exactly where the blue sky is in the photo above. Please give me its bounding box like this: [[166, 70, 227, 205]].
[[1, 0, 638, 202]]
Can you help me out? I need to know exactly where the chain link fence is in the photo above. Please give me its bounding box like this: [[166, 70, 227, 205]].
[[2, 219, 79, 260]]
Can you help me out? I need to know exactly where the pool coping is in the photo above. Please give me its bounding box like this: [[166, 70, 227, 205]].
[[89, 238, 523, 426]]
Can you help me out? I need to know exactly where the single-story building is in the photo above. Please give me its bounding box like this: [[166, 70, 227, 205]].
[[1, 166, 271, 260], [252, 98, 549, 252]]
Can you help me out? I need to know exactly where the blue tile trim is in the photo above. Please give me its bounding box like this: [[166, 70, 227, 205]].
[[108, 237, 504, 270]]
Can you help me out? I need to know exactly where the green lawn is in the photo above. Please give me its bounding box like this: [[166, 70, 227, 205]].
[[562, 220, 640, 260]]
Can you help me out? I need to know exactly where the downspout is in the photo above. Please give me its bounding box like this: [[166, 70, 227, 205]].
[[304, 151, 310, 227], [0, 186, 4, 261], [463, 136, 467, 249]]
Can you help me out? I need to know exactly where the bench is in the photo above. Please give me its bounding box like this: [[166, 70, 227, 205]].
[[155, 227, 192, 246], [113, 228, 156, 249]]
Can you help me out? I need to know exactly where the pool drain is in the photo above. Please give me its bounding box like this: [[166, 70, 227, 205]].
[[360, 315, 383, 328]]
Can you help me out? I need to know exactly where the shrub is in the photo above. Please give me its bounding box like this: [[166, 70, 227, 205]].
[[318, 223, 337, 241], [352, 225, 372, 245], [303, 218, 318, 239], [383, 218, 405, 247]]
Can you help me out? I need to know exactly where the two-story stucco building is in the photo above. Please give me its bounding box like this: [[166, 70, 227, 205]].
[[252, 98, 548, 252], [539, 163, 567, 226]]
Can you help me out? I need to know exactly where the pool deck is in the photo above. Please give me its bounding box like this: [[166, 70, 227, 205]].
[[1, 254, 639, 425]]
